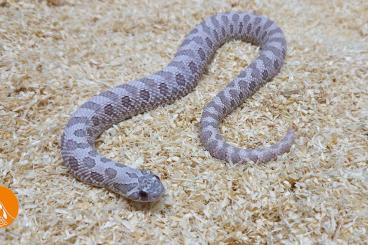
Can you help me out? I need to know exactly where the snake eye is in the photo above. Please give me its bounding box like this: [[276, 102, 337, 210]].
[[153, 174, 160, 180], [138, 190, 148, 199]]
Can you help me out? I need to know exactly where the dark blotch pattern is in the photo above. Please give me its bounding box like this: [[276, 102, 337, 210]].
[[65, 139, 78, 151], [90, 172, 104, 182], [262, 70, 269, 80], [274, 59, 280, 69], [104, 104, 114, 116], [201, 130, 212, 142], [249, 80, 257, 91], [77, 143, 89, 149], [66, 156, 79, 171], [140, 89, 150, 101], [231, 149, 241, 163], [247, 23, 252, 34], [121, 96, 132, 108], [83, 157, 96, 168], [159, 83, 169, 95], [232, 13, 239, 22], [176, 73, 186, 86], [105, 168, 117, 179], [73, 129, 86, 137], [101, 157, 110, 163], [238, 22, 244, 34], [188, 61, 198, 75], [91, 115, 99, 126], [197, 48, 206, 61], [126, 172, 138, 178], [213, 29, 219, 41]]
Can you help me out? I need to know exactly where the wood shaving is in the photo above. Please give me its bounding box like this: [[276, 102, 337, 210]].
[[0, 0, 367, 244]]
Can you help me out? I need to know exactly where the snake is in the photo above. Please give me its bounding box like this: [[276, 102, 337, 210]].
[[61, 11, 295, 202]]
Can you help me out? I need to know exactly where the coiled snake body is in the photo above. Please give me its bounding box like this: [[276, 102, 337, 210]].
[[61, 12, 295, 202]]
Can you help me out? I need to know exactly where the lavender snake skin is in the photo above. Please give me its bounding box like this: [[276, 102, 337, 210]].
[[61, 12, 295, 202]]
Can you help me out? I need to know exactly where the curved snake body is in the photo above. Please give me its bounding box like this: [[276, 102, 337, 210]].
[[61, 11, 295, 202]]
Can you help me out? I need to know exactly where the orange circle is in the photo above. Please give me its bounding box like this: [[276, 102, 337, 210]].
[[0, 185, 19, 228]]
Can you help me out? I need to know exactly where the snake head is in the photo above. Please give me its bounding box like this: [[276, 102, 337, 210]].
[[128, 171, 165, 202]]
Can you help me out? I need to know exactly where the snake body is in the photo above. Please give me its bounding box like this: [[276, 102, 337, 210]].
[[61, 11, 295, 202]]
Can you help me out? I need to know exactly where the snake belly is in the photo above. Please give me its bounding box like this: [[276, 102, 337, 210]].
[[61, 11, 295, 202]]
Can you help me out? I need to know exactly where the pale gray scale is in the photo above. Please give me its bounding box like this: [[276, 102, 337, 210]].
[[167, 62, 198, 91], [199, 19, 214, 38], [116, 83, 139, 96], [188, 27, 199, 35], [250, 60, 264, 81], [248, 15, 263, 43], [180, 27, 202, 46], [182, 42, 210, 65], [258, 54, 274, 70], [140, 77, 158, 90], [175, 49, 198, 60], [80, 101, 101, 111], [169, 57, 195, 77], [86, 95, 118, 116], [153, 69, 188, 98], [242, 13, 251, 26], [253, 58, 271, 82], [264, 35, 286, 49], [151, 70, 177, 93], [200, 130, 214, 143], [72, 155, 98, 181], [210, 15, 220, 29], [66, 116, 89, 128], [216, 90, 232, 116], [255, 16, 270, 38], [217, 16, 232, 39], [116, 82, 149, 108], [261, 48, 281, 67], [206, 140, 219, 153], [263, 19, 275, 31], [261, 45, 283, 63], [205, 105, 221, 118], [228, 13, 240, 38], [171, 57, 202, 85], [187, 35, 205, 47], [202, 109, 220, 121], [207, 100, 224, 116], [252, 18, 264, 39], [220, 13, 230, 27], [234, 15, 252, 40], [134, 79, 161, 97], [201, 120, 218, 130], [179, 37, 193, 49], [267, 26, 283, 36], [188, 36, 214, 59], [71, 107, 102, 119], [265, 30, 284, 42], [112, 182, 137, 195], [99, 90, 121, 103], [202, 24, 223, 50]]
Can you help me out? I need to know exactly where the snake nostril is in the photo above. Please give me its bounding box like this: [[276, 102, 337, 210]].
[[138, 190, 148, 199]]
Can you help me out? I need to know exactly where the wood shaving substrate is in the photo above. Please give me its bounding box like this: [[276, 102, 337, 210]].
[[0, 0, 367, 244]]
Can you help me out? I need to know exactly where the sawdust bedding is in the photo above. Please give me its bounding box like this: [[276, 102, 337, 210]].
[[0, 0, 367, 244]]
